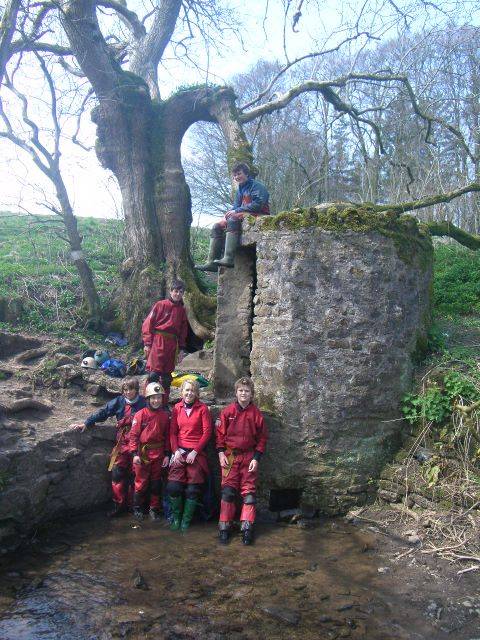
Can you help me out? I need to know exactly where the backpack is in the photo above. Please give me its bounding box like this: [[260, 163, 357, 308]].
[[100, 358, 127, 378], [126, 357, 146, 376], [94, 350, 110, 366]]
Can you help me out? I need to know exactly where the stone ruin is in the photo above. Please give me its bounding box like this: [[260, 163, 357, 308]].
[[0, 206, 433, 550], [213, 206, 433, 514]]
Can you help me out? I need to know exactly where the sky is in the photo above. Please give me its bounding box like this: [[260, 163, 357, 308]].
[[0, 0, 473, 227]]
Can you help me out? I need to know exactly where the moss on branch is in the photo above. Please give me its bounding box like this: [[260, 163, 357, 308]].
[[424, 220, 480, 250]]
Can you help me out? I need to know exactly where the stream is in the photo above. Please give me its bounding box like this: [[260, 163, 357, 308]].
[[0, 513, 477, 639]]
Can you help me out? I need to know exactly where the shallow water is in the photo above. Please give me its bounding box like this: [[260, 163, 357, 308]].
[[0, 513, 474, 639]]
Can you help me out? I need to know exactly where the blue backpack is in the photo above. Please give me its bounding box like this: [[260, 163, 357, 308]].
[[100, 358, 127, 378]]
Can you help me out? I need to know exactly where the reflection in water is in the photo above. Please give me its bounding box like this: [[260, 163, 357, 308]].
[[0, 514, 462, 639]]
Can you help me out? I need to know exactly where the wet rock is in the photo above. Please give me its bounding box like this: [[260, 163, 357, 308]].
[[261, 605, 301, 626], [426, 600, 443, 620], [1, 398, 53, 415], [175, 349, 213, 377], [377, 489, 400, 503], [132, 568, 149, 590], [58, 364, 83, 386], [410, 493, 436, 509], [278, 508, 301, 521], [285, 570, 304, 578], [296, 518, 314, 529], [40, 543, 69, 555], [11, 388, 32, 399], [85, 384, 102, 397], [14, 347, 49, 364], [55, 354, 77, 367]]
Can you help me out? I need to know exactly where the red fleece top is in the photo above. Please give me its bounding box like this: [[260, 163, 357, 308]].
[[216, 402, 268, 454], [142, 298, 188, 349], [170, 399, 212, 453], [129, 406, 170, 460]]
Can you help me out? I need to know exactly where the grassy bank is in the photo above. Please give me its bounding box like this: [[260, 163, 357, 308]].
[[0, 212, 210, 338]]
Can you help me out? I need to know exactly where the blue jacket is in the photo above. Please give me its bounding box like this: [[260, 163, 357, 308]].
[[233, 177, 270, 214], [85, 395, 146, 427]]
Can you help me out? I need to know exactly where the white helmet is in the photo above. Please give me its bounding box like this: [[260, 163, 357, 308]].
[[81, 357, 97, 369], [145, 382, 164, 398]]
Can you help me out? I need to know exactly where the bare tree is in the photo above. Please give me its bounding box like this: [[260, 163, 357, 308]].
[[3, 0, 480, 342], [0, 53, 102, 327]]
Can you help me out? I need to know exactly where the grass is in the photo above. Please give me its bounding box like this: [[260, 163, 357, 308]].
[[0, 212, 211, 338]]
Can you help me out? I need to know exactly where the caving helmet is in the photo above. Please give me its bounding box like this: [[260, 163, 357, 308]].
[[81, 356, 97, 369], [145, 382, 164, 398]]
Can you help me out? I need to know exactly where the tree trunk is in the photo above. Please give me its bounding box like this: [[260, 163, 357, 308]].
[[92, 84, 224, 343], [54, 177, 103, 327]]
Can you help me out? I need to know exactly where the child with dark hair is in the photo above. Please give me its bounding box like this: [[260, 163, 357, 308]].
[[71, 377, 146, 517], [142, 279, 189, 404], [196, 164, 270, 271]]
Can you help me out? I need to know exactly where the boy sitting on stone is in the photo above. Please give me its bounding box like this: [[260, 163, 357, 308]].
[[216, 376, 268, 545], [196, 163, 270, 271]]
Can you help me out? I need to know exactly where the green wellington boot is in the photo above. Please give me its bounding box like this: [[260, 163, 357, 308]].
[[195, 235, 223, 272], [180, 498, 198, 531], [214, 232, 239, 268], [169, 495, 184, 531]]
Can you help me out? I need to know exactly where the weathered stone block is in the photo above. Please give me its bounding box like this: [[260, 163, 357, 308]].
[[214, 212, 432, 515]]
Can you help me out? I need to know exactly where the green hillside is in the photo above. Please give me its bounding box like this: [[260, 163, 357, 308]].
[[0, 212, 209, 338]]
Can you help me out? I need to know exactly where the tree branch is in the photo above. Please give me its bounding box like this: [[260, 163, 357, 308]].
[[9, 39, 72, 56], [371, 182, 480, 216], [129, 0, 181, 99], [0, 0, 21, 84], [96, 0, 146, 39], [240, 72, 476, 166], [240, 32, 376, 112], [59, 0, 124, 99], [424, 220, 480, 250]]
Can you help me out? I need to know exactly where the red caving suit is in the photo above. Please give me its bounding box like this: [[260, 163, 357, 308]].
[[130, 406, 170, 509], [168, 399, 213, 485], [216, 401, 268, 523], [142, 298, 188, 375]]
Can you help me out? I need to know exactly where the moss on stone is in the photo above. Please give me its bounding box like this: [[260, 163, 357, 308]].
[[178, 253, 216, 330], [226, 141, 257, 175], [258, 205, 433, 267]]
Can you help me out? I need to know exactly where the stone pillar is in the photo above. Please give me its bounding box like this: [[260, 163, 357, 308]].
[[213, 245, 255, 401], [213, 209, 433, 515]]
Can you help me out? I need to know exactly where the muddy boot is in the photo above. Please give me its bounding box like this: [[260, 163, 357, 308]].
[[214, 232, 238, 268], [169, 496, 184, 531], [241, 521, 254, 545], [218, 522, 231, 544], [133, 507, 145, 521], [195, 235, 223, 272], [149, 507, 162, 522], [180, 499, 197, 531], [107, 502, 127, 518]]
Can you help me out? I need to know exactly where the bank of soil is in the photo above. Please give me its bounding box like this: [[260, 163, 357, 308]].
[[0, 514, 479, 640]]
